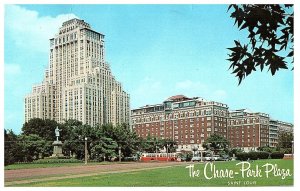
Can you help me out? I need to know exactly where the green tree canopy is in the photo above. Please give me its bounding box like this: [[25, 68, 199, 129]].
[[161, 138, 177, 153], [90, 129, 118, 161], [227, 4, 293, 84], [22, 118, 61, 141], [277, 132, 293, 149], [203, 134, 229, 152], [142, 136, 164, 153], [18, 134, 48, 162], [62, 124, 95, 160], [99, 123, 140, 158], [4, 129, 21, 165]]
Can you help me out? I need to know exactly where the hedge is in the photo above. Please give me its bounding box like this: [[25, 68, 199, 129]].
[[123, 157, 138, 161], [32, 158, 82, 164], [270, 152, 284, 159], [236, 151, 270, 161]]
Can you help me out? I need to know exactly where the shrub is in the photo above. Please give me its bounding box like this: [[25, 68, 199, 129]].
[[236, 152, 248, 161], [256, 151, 269, 159], [229, 148, 244, 157], [178, 151, 193, 161], [270, 152, 284, 159], [236, 151, 270, 161], [32, 158, 82, 164], [123, 157, 137, 161], [248, 152, 258, 160]]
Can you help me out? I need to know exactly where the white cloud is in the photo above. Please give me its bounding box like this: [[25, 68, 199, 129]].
[[5, 63, 21, 75], [5, 5, 77, 52]]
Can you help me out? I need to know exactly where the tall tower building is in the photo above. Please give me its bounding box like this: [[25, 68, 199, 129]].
[[25, 18, 130, 126]]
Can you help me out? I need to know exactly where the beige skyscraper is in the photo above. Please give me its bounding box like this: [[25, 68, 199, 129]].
[[25, 18, 130, 126]]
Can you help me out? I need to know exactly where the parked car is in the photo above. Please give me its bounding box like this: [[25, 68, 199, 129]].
[[220, 155, 231, 161], [204, 155, 222, 161], [191, 156, 202, 162], [212, 155, 222, 161]]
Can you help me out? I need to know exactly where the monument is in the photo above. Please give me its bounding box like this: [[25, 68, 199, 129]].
[[51, 126, 64, 157]]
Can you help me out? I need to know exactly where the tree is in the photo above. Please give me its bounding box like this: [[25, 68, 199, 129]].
[[277, 132, 293, 149], [178, 150, 193, 161], [142, 136, 164, 153], [113, 123, 141, 158], [227, 4, 293, 84], [22, 118, 60, 141], [203, 134, 229, 153], [18, 134, 47, 162], [228, 147, 244, 157], [4, 129, 21, 165], [62, 124, 95, 160], [61, 119, 83, 141], [161, 138, 177, 153], [257, 146, 276, 153], [90, 130, 118, 161], [97, 123, 141, 158]]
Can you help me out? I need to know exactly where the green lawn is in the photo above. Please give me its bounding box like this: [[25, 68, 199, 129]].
[[5, 162, 127, 170], [10, 159, 293, 187]]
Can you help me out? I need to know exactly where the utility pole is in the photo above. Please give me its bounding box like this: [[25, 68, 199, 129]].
[[155, 145, 158, 161], [167, 144, 170, 162], [292, 141, 294, 158], [118, 146, 121, 162], [200, 150, 203, 162], [85, 137, 88, 165]]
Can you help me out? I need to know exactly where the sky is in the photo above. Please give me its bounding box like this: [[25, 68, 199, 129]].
[[4, 4, 294, 134]]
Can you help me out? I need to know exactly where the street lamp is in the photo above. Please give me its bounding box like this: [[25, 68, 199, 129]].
[[118, 146, 121, 162], [207, 143, 213, 162], [155, 145, 158, 161], [291, 141, 294, 157], [199, 148, 204, 162], [84, 137, 88, 165], [167, 144, 170, 161]]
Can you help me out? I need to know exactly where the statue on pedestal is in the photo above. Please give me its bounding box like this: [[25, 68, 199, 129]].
[[51, 126, 64, 158], [55, 126, 61, 141]]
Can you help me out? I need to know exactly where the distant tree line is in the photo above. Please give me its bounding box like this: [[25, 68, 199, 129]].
[[4, 118, 176, 165], [4, 119, 293, 165]]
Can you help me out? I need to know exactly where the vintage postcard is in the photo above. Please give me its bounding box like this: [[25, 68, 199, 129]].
[[3, 3, 294, 188]]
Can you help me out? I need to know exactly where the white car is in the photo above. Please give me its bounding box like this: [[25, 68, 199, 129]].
[[204, 155, 221, 161], [212, 155, 221, 161], [191, 156, 202, 162]]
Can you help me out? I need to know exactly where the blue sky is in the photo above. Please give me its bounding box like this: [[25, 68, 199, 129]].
[[4, 4, 294, 134]]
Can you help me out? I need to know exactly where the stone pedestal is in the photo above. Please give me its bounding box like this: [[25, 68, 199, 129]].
[[51, 141, 64, 157]]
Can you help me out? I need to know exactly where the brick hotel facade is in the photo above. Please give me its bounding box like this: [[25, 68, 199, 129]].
[[25, 19, 130, 126], [131, 95, 293, 152], [228, 109, 270, 152], [131, 95, 229, 151]]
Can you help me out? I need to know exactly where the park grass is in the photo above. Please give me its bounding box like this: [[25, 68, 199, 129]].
[[5, 161, 130, 170], [9, 159, 293, 187], [5, 163, 84, 170]]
